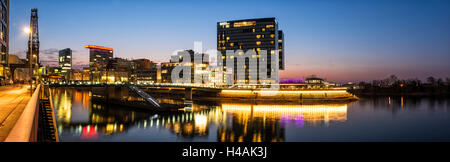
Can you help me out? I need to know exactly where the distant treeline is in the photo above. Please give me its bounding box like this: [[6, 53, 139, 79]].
[[349, 75, 450, 96]]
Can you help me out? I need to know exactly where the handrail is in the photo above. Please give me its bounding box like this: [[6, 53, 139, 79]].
[[5, 84, 41, 142], [48, 87, 59, 142], [127, 85, 161, 108]]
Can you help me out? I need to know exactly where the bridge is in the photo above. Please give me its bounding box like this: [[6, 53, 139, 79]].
[[127, 85, 161, 108], [48, 82, 222, 101], [3, 84, 58, 142]]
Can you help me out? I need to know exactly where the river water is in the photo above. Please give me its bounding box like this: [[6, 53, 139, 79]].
[[51, 88, 450, 142]]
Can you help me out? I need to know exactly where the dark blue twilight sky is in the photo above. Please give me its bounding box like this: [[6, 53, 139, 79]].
[[9, 0, 450, 82]]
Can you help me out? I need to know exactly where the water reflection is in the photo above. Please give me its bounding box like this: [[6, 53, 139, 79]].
[[51, 88, 450, 142]]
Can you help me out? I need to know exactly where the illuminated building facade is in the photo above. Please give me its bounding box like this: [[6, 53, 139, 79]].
[[217, 17, 284, 85], [85, 45, 113, 83], [58, 48, 72, 75], [0, 0, 8, 82], [132, 59, 157, 84], [278, 30, 285, 70], [105, 57, 133, 83], [169, 50, 209, 84], [161, 62, 179, 83]]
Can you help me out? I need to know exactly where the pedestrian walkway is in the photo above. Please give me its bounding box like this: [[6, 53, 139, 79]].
[[0, 85, 31, 141]]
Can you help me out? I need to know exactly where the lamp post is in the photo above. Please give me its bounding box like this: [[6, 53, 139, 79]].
[[24, 27, 33, 96]]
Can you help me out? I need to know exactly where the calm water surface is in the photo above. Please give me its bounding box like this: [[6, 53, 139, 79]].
[[51, 88, 450, 142]]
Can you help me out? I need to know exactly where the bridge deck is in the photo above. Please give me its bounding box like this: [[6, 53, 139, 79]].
[[0, 85, 31, 141]]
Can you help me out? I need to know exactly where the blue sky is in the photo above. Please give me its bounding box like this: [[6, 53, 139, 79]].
[[9, 0, 450, 82]]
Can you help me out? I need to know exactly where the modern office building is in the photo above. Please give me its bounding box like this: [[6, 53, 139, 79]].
[[0, 0, 9, 82], [59, 48, 72, 75], [161, 62, 179, 83], [132, 59, 157, 84], [169, 50, 209, 84], [85, 45, 113, 83], [278, 30, 285, 70], [217, 17, 284, 85], [105, 57, 132, 83]]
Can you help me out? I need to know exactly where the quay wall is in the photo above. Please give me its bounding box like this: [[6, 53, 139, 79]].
[[218, 90, 358, 101]]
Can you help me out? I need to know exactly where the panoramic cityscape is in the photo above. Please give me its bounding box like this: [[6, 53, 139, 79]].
[[0, 0, 450, 145]]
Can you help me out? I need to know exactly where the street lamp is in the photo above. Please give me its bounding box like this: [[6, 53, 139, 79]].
[[24, 27, 33, 96]]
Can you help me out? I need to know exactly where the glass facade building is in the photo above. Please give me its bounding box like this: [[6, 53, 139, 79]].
[[59, 48, 72, 75], [0, 0, 8, 82], [217, 18, 284, 85]]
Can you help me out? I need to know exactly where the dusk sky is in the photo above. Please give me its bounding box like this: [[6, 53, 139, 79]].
[[9, 0, 450, 83]]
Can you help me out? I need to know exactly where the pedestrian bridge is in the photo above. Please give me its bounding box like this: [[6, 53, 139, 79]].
[[127, 85, 161, 108]]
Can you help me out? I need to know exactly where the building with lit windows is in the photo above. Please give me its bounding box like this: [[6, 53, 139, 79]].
[[217, 17, 284, 85], [278, 30, 285, 70], [105, 57, 133, 83], [161, 62, 179, 83], [0, 0, 9, 83], [132, 59, 157, 84], [59, 48, 72, 75], [169, 50, 209, 84], [85, 45, 113, 83]]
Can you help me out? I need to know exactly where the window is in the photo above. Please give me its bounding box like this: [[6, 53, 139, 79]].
[[266, 25, 274, 28], [233, 21, 256, 27], [262, 28, 266, 32], [256, 41, 261, 45], [270, 34, 275, 38], [256, 35, 261, 39]]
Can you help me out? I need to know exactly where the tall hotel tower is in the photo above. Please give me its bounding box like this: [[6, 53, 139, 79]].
[[217, 18, 284, 85]]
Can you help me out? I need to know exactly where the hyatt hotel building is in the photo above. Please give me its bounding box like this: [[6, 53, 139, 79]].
[[217, 18, 284, 85]]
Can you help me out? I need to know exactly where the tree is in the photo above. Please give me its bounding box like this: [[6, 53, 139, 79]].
[[386, 75, 398, 86], [427, 76, 436, 85]]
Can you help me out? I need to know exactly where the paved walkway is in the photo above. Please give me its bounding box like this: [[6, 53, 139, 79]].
[[0, 85, 31, 141]]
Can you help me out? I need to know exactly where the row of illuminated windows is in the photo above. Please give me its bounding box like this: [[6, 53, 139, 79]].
[[219, 33, 276, 42], [219, 27, 275, 34], [220, 51, 278, 60], [220, 22, 275, 29]]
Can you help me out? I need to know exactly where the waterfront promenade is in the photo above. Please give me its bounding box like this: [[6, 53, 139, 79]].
[[0, 85, 31, 141]]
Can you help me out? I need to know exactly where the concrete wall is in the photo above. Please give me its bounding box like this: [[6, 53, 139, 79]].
[[219, 90, 358, 101]]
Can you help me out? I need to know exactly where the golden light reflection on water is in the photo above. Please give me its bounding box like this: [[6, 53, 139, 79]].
[[215, 103, 348, 142], [222, 103, 348, 126], [51, 88, 351, 142]]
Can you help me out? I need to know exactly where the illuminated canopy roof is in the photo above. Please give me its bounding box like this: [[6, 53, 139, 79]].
[[84, 45, 113, 51]]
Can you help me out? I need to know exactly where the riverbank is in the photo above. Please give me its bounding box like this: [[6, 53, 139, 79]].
[[350, 90, 450, 97]]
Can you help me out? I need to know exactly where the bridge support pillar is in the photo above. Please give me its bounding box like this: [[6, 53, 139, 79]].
[[185, 88, 193, 101]]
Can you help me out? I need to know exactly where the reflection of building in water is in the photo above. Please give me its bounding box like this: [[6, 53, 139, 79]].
[[222, 103, 348, 127], [219, 103, 348, 142], [51, 87, 350, 142], [160, 109, 224, 138], [52, 88, 156, 139]]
